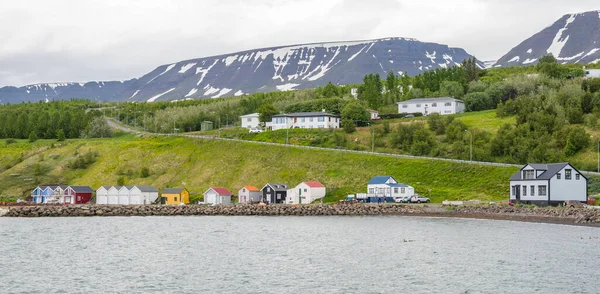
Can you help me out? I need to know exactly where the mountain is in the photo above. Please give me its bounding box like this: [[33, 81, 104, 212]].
[[0, 37, 482, 103], [494, 10, 600, 67]]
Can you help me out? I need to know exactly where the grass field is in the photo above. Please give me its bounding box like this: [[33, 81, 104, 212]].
[[0, 135, 519, 203]]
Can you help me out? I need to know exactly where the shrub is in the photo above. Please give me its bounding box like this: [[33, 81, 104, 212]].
[[342, 119, 356, 133], [56, 129, 66, 141], [28, 131, 38, 143], [140, 167, 150, 178], [5, 138, 16, 145], [117, 176, 126, 186]]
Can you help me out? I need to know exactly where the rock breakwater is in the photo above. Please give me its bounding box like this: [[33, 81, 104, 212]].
[[3, 204, 600, 226]]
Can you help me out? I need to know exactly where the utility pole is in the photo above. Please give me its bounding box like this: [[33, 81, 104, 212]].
[[218, 117, 221, 138], [470, 131, 473, 162], [371, 123, 375, 153]]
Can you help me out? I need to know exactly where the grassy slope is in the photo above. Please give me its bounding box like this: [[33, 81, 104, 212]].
[[0, 135, 518, 203]]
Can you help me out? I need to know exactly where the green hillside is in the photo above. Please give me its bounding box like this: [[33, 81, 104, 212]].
[[0, 135, 518, 203]]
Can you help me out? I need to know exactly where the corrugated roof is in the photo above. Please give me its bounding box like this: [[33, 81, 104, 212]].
[[163, 188, 185, 194], [303, 181, 325, 188], [209, 187, 231, 195], [368, 176, 396, 185], [137, 186, 158, 192], [264, 183, 289, 192], [69, 186, 94, 193], [510, 163, 570, 181], [240, 113, 259, 117], [397, 97, 463, 104], [272, 112, 339, 118], [242, 186, 260, 192]]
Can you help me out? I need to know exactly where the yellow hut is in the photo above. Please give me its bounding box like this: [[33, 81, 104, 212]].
[[161, 188, 190, 205]]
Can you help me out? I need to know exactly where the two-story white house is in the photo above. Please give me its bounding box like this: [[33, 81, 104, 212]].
[[240, 113, 260, 129], [509, 163, 587, 206], [270, 112, 340, 131], [397, 97, 465, 116]]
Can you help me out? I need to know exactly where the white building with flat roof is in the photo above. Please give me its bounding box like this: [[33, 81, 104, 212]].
[[271, 112, 340, 130], [240, 113, 260, 129], [398, 97, 465, 116]]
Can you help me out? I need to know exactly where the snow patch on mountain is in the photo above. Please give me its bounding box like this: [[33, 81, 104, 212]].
[[147, 64, 176, 84], [212, 88, 232, 98], [179, 62, 197, 74], [147, 88, 175, 102], [234, 90, 244, 96], [185, 88, 198, 97], [276, 83, 300, 91]]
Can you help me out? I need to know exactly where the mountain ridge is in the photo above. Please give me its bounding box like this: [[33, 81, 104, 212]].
[[0, 37, 481, 103]]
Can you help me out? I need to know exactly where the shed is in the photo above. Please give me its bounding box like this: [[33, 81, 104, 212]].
[[287, 182, 326, 204], [261, 183, 289, 204], [66, 186, 94, 204], [204, 187, 232, 205], [162, 188, 190, 205], [201, 121, 214, 131], [238, 186, 261, 204]]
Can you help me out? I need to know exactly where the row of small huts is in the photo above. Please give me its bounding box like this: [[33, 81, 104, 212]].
[[30, 181, 327, 205]]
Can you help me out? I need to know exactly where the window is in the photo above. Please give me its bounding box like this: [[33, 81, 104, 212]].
[[267, 187, 271, 192], [329, 117, 332, 122], [318, 125, 324, 128], [557, 173, 561, 180], [565, 169, 572, 180], [394, 188, 399, 193], [301, 118, 305, 123], [511, 186, 516, 196], [432, 103, 437, 107], [247, 118, 251, 122], [401, 188, 405, 194], [318, 117, 325, 122], [444, 110, 452, 114], [369, 188, 374, 194], [538, 186, 547, 196], [530, 186, 535, 196], [304, 189, 307, 192], [402, 105, 408, 109], [174, 197, 178, 202], [576, 174, 581, 180], [522, 186, 527, 196], [416, 104, 421, 108], [310, 118, 314, 122], [445, 102, 452, 106], [523, 170, 535, 180]]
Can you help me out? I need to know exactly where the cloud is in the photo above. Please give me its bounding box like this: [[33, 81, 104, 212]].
[[0, 0, 598, 86]]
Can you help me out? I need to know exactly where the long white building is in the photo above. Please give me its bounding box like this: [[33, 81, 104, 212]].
[[271, 112, 340, 130], [96, 186, 159, 205], [398, 97, 465, 116]]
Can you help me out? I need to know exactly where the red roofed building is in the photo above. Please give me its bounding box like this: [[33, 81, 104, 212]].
[[287, 181, 326, 204], [203, 187, 232, 205], [238, 186, 261, 204]]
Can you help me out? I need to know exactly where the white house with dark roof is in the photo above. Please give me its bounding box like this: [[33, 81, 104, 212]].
[[271, 112, 340, 130], [398, 97, 465, 116], [240, 113, 260, 129], [509, 163, 587, 206]]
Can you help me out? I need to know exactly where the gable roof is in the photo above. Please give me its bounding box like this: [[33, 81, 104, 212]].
[[136, 186, 158, 192], [69, 186, 94, 193], [207, 187, 231, 196], [303, 181, 325, 188], [263, 183, 289, 192], [163, 188, 185, 194], [397, 97, 463, 104], [368, 176, 396, 185], [510, 163, 570, 181], [240, 113, 259, 118], [242, 186, 260, 192]]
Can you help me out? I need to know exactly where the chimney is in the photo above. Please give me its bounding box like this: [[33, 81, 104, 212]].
[[322, 109, 326, 113]]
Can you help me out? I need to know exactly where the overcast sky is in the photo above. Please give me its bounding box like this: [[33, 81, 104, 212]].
[[0, 0, 598, 87]]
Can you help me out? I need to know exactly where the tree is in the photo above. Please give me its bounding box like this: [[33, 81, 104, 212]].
[[358, 74, 383, 109], [341, 102, 369, 125], [56, 129, 66, 141], [386, 70, 400, 103], [257, 103, 279, 123], [28, 131, 38, 143], [342, 119, 356, 133], [537, 55, 568, 79], [439, 81, 465, 98], [322, 82, 340, 98], [87, 117, 113, 138], [564, 126, 589, 156], [117, 176, 126, 186], [463, 92, 492, 112], [140, 167, 150, 178]]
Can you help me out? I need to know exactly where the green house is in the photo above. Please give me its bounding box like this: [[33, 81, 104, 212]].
[[201, 121, 214, 131]]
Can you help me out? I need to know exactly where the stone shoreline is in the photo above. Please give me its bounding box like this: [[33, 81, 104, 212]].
[[2, 204, 600, 226]]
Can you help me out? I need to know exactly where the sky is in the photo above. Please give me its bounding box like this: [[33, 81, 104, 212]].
[[0, 0, 598, 87]]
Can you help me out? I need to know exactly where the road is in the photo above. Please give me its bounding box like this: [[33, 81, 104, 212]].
[[105, 118, 600, 176]]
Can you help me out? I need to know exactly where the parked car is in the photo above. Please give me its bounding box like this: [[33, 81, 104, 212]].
[[394, 196, 411, 203], [588, 197, 597, 206], [564, 200, 586, 208], [403, 114, 415, 119], [410, 195, 430, 203], [249, 127, 264, 133]]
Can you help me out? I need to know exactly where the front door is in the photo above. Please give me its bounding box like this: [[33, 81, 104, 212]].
[[515, 185, 521, 202], [298, 188, 302, 204]]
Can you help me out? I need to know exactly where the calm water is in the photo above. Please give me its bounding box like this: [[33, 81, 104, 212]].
[[1, 216, 599, 293]]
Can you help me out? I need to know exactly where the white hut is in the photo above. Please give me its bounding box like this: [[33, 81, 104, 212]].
[[96, 186, 110, 204]]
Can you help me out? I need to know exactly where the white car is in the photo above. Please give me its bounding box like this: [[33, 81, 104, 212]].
[[249, 127, 264, 133]]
